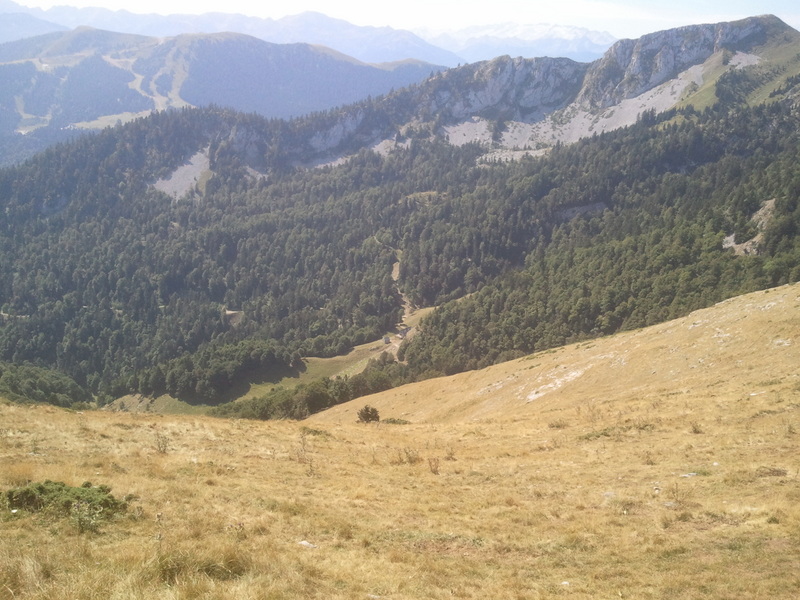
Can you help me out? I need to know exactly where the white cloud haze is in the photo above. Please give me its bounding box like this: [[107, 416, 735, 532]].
[[15, 0, 800, 38]]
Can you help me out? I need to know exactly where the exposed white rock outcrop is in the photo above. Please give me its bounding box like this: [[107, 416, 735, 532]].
[[310, 111, 366, 152], [577, 16, 778, 109], [153, 148, 209, 199], [420, 56, 587, 121], [309, 15, 794, 166]]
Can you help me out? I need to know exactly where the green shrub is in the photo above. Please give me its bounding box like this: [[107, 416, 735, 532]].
[[5, 480, 127, 531]]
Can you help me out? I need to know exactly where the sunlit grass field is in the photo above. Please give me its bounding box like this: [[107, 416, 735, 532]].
[[2, 284, 799, 599]]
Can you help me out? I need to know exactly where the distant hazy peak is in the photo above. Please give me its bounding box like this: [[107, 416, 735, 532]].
[[415, 22, 616, 63], [418, 23, 616, 45]]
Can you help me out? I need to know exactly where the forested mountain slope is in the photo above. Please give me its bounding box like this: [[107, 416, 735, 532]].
[[1, 16, 800, 415], [2, 95, 800, 412]]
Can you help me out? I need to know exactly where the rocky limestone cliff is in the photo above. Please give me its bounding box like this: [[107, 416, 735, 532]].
[[576, 15, 791, 109], [406, 15, 795, 137], [294, 55, 588, 158], [309, 110, 368, 152], [418, 55, 587, 122], [295, 15, 800, 163]]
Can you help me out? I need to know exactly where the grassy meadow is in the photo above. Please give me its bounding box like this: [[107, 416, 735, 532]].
[[2, 284, 800, 599]]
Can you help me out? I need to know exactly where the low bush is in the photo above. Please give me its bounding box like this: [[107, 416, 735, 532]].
[[5, 480, 128, 531], [357, 405, 380, 423]]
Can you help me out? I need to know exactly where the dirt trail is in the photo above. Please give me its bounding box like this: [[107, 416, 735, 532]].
[[391, 260, 415, 325]]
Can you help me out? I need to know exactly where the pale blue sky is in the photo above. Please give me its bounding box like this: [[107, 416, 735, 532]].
[[16, 0, 800, 38]]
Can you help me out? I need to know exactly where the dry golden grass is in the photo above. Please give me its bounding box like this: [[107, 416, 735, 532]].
[[2, 284, 800, 599]]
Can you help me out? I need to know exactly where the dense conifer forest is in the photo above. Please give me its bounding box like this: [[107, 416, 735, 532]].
[[1, 94, 799, 413]]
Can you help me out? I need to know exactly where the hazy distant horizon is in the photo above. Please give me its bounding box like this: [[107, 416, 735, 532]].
[[12, 0, 800, 39]]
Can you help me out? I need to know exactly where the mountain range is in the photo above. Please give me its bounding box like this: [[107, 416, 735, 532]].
[[1, 14, 796, 168], [0, 14, 799, 413], [311, 14, 800, 161], [0, 10, 67, 43], [0, 26, 444, 165], [0, 1, 613, 65], [419, 23, 616, 64]]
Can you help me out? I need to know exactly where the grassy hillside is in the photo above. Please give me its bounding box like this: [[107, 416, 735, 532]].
[[311, 283, 800, 425], [2, 283, 798, 599]]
